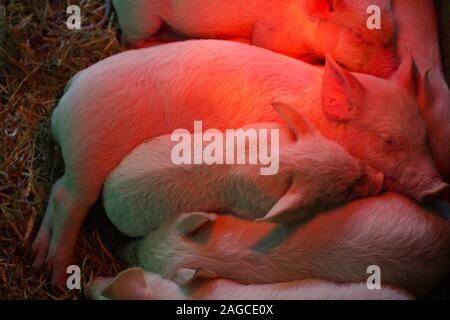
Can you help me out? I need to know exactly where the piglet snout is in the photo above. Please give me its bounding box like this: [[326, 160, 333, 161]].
[[400, 160, 449, 202], [417, 180, 449, 203]]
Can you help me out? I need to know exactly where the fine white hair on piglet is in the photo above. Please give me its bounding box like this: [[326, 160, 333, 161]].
[[128, 193, 450, 298], [33, 39, 445, 285], [102, 103, 383, 237], [393, 0, 450, 183], [112, 0, 398, 77]]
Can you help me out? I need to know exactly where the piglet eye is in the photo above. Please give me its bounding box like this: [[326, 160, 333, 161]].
[[354, 31, 364, 39], [328, 1, 334, 12], [384, 138, 393, 145], [380, 133, 395, 146], [382, 38, 392, 49]]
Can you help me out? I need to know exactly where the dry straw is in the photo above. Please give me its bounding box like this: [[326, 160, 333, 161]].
[[0, 0, 127, 299]]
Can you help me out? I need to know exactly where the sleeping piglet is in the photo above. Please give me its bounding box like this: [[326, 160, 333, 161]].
[[112, 0, 398, 77], [86, 268, 412, 300], [103, 103, 383, 237], [393, 0, 450, 184], [33, 40, 446, 286], [125, 192, 450, 297]]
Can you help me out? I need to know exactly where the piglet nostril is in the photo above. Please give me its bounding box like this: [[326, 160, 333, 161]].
[[417, 182, 450, 203], [421, 194, 435, 203]]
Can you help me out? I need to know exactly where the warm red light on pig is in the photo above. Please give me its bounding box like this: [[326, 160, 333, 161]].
[[33, 40, 442, 286], [102, 104, 383, 236], [126, 193, 450, 298], [113, 0, 398, 77], [393, 0, 450, 183]]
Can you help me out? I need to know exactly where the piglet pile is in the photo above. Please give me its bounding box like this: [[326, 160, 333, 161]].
[[33, 0, 450, 300]]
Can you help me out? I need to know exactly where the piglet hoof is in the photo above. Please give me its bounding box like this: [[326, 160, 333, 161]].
[[45, 237, 81, 288], [31, 229, 51, 270], [31, 208, 53, 270], [33, 238, 71, 290], [33, 227, 77, 287]]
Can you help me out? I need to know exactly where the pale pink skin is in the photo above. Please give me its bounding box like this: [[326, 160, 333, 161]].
[[393, 0, 450, 183], [112, 0, 399, 78], [128, 193, 450, 298], [32, 40, 445, 285], [103, 118, 383, 237], [86, 268, 413, 300]]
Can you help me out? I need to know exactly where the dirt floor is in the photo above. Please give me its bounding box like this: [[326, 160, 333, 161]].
[[0, 0, 449, 300], [0, 0, 128, 299]]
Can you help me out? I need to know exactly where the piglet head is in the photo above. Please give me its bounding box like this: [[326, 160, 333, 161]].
[[304, 0, 398, 78], [258, 102, 383, 223], [417, 68, 450, 182], [321, 53, 447, 202]]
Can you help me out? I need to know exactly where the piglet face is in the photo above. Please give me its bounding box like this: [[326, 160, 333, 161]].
[[294, 136, 384, 207], [418, 71, 450, 182], [304, 0, 398, 78], [262, 103, 383, 223], [321, 53, 447, 202], [356, 90, 448, 202]]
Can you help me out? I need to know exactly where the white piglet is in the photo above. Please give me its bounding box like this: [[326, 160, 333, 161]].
[[126, 193, 450, 297], [112, 0, 398, 78], [86, 268, 413, 300], [33, 40, 447, 285], [103, 103, 383, 236], [393, 0, 450, 184]]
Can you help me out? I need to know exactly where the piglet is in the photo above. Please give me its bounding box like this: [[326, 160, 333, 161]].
[[33, 40, 446, 285], [103, 103, 383, 236], [86, 268, 413, 300], [393, 0, 450, 184], [125, 193, 450, 297], [112, 0, 398, 77]]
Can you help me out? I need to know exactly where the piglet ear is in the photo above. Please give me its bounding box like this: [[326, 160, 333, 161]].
[[391, 47, 417, 94], [102, 268, 148, 300], [305, 0, 334, 16], [322, 53, 366, 122], [257, 182, 306, 222], [272, 102, 318, 140], [176, 212, 217, 236], [418, 69, 434, 112], [173, 268, 217, 286]]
